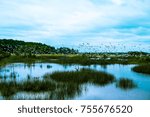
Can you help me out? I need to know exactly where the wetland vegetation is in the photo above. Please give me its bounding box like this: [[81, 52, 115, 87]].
[[0, 80, 82, 100], [132, 65, 150, 75], [48, 68, 115, 85], [116, 78, 137, 90], [0, 39, 150, 100]]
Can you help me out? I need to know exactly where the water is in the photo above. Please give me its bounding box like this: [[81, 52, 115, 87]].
[[0, 63, 150, 100]]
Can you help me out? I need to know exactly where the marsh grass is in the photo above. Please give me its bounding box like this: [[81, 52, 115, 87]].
[[45, 68, 115, 86], [0, 81, 18, 97], [10, 72, 17, 79], [132, 65, 150, 75], [21, 80, 56, 92], [47, 83, 82, 100], [116, 78, 137, 90], [0, 80, 56, 98], [0, 80, 83, 99], [1, 53, 150, 67]]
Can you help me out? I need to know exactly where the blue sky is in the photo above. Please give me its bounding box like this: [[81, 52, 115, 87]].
[[0, 0, 150, 52]]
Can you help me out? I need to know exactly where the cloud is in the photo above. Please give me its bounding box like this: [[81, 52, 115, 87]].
[[111, 0, 125, 5], [0, 0, 150, 52]]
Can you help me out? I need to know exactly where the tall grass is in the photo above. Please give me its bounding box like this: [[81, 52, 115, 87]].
[[21, 80, 56, 92], [0, 80, 83, 100], [116, 78, 137, 90], [45, 68, 115, 86], [1, 53, 150, 67], [0, 81, 18, 97], [0, 80, 56, 98], [132, 65, 150, 75], [47, 83, 82, 100]]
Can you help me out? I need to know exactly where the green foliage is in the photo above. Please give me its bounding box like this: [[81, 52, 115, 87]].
[[0, 81, 18, 97], [0, 49, 10, 60], [0, 79, 82, 99], [128, 51, 148, 56], [0, 39, 78, 55], [56, 47, 78, 54], [45, 68, 115, 86], [116, 78, 137, 90], [132, 65, 150, 75], [20, 80, 56, 92], [0, 80, 56, 98]]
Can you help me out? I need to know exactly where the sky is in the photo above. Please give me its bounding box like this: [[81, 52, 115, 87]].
[[0, 0, 150, 52]]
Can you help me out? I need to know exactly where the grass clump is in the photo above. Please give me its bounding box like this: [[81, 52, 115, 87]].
[[47, 83, 82, 100], [0, 81, 18, 97], [45, 68, 115, 86], [20, 80, 56, 92], [132, 65, 150, 75], [0, 80, 56, 98], [116, 78, 137, 90]]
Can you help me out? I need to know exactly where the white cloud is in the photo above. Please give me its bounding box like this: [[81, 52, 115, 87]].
[[0, 0, 150, 52], [111, 0, 125, 5]]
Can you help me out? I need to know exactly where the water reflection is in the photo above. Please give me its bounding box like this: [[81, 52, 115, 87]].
[[0, 63, 150, 100]]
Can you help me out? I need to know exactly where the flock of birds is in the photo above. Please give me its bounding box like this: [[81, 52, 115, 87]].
[[76, 42, 150, 53]]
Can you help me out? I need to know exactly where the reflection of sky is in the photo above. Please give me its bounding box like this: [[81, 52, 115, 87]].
[[0, 63, 150, 99], [0, 0, 150, 52], [0, 63, 82, 81], [1, 63, 150, 85], [90, 64, 150, 91], [74, 84, 150, 100]]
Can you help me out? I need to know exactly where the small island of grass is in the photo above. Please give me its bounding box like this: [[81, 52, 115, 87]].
[[116, 78, 137, 90], [132, 65, 150, 75], [44, 68, 115, 86]]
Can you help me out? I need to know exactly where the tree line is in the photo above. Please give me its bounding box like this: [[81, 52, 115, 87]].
[[0, 39, 78, 57]]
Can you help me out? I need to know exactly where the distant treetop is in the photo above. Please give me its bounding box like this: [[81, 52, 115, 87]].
[[0, 39, 78, 55]]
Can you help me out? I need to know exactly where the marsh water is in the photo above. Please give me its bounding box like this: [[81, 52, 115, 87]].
[[0, 63, 150, 100]]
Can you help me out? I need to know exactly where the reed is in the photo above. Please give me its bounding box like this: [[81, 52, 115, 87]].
[[116, 78, 137, 90], [0, 80, 56, 98], [45, 68, 115, 86], [132, 65, 150, 75]]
